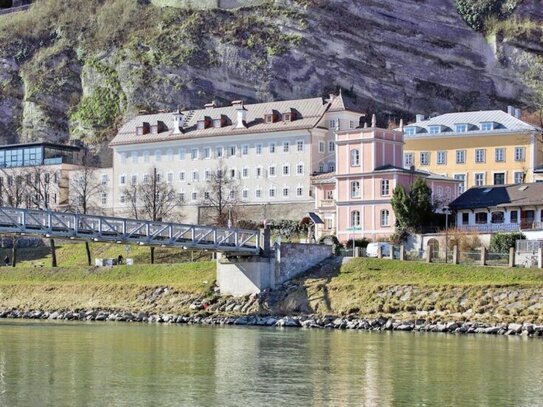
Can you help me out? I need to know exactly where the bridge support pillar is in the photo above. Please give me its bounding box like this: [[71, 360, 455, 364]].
[[216, 254, 273, 297]]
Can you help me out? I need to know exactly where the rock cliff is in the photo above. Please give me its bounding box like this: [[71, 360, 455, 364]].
[[0, 0, 541, 162]]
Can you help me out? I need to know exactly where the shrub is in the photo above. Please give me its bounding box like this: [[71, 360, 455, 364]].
[[447, 228, 483, 251], [455, 0, 519, 31], [490, 232, 525, 253], [345, 238, 371, 249]]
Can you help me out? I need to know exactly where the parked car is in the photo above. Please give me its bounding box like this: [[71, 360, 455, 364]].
[[366, 242, 391, 258]]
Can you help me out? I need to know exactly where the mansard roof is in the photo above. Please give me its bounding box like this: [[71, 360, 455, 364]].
[[110, 97, 335, 147]]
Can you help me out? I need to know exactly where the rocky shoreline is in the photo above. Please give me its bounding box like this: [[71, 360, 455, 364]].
[[1, 308, 542, 337]]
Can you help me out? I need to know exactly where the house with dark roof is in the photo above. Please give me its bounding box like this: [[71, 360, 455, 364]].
[[402, 107, 541, 193], [449, 183, 543, 233]]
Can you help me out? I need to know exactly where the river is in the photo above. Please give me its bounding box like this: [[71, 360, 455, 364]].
[[0, 320, 542, 406]]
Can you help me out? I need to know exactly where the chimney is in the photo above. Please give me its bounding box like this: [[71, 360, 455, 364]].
[[507, 105, 515, 116], [514, 108, 521, 119], [399, 118, 404, 131], [233, 100, 247, 129], [371, 114, 377, 128], [416, 114, 425, 123], [205, 101, 217, 110], [172, 111, 185, 134]]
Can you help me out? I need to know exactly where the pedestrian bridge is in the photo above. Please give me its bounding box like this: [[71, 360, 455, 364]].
[[0, 207, 260, 254]]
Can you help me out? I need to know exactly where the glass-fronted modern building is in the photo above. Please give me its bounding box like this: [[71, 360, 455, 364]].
[[0, 143, 82, 168]]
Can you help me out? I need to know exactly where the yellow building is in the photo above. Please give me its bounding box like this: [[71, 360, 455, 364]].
[[403, 108, 542, 194]]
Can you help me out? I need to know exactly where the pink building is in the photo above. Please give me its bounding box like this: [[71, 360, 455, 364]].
[[313, 126, 460, 242]]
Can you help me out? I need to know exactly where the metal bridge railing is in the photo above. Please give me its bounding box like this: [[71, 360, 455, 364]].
[[0, 207, 260, 254]]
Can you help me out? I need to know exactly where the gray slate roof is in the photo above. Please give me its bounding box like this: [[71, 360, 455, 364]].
[[449, 183, 543, 210], [110, 96, 354, 147], [403, 110, 539, 136]]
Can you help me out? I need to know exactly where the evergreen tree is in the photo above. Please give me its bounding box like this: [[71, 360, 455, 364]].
[[391, 177, 434, 233]]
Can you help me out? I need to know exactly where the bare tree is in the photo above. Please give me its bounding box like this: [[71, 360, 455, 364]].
[[0, 168, 28, 267], [22, 167, 59, 267], [123, 167, 183, 263], [199, 164, 239, 227], [69, 162, 106, 266]]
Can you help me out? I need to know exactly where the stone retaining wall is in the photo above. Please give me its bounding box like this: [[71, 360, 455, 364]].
[[274, 243, 332, 285], [150, 0, 267, 10]]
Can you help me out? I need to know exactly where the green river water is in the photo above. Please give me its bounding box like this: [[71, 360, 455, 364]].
[[0, 319, 542, 406]]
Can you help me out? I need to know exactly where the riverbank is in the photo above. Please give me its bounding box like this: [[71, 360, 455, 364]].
[[1, 256, 543, 336]]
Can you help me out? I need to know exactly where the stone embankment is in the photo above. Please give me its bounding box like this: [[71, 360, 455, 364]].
[[2, 308, 542, 338]]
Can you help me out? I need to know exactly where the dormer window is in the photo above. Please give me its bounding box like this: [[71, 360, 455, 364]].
[[455, 124, 468, 133], [136, 122, 150, 136], [265, 114, 274, 124], [197, 120, 205, 130], [404, 127, 416, 136], [429, 125, 442, 134], [213, 119, 222, 128], [136, 127, 144, 136], [283, 112, 292, 122], [481, 122, 494, 131], [150, 125, 158, 134]]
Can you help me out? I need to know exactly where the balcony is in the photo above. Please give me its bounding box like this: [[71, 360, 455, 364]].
[[458, 222, 543, 233], [319, 199, 335, 208]]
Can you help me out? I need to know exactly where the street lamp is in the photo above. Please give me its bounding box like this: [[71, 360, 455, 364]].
[[443, 206, 451, 263]]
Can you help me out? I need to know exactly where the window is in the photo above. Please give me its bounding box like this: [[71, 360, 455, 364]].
[[256, 144, 262, 155], [436, 186, 443, 199], [283, 164, 290, 176], [120, 194, 126, 204], [319, 142, 325, 153], [120, 153, 127, 164], [404, 127, 416, 136], [437, 151, 446, 165], [514, 171, 524, 184], [192, 171, 199, 182], [351, 149, 360, 166], [381, 180, 390, 196], [404, 153, 414, 167], [319, 163, 325, 173], [167, 172, 173, 184], [455, 124, 468, 133], [349, 120, 356, 129], [329, 119, 338, 130], [131, 175, 137, 186], [131, 151, 138, 164], [328, 162, 335, 172], [242, 189, 248, 199], [282, 187, 289, 197], [179, 171, 185, 182], [297, 141, 304, 152], [351, 181, 360, 198], [204, 191, 210, 200], [491, 211, 505, 224], [191, 148, 198, 160], [296, 187, 303, 197], [475, 149, 485, 163], [227, 146, 236, 157], [495, 148, 505, 162], [242, 167, 249, 178], [283, 112, 292, 122], [514, 147, 525, 161], [462, 213, 469, 225], [167, 149, 173, 161], [143, 174, 150, 184], [454, 174, 466, 194], [265, 114, 274, 124], [475, 212, 488, 224], [429, 125, 441, 134], [380, 210, 390, 227], [179, 192, 185, 203], [100, 175, 108, 185], [101, 193, 107, 205], [494, 172, 505, 185], [269, 143, 276, 153], [328, 141, 335, 152], [269, 188, 276, 198], [255, 188, 262, 198], [216, 147, 223, 158], [283, 142, 289, 152], [420, 152, 430, 165], [256, 167, 262, 177], [155, 150, 161, 161], [475, 173, 485, 186], [120, 175, 126, 185], [296, 163, 304, 175], [269, 166, 276, 177], [192, 192, 198, 201], [481, 122, 494, 131], [351, 211, 360, 227], [242, 145, 249, 155], [204, 147, 211, 159], [511, 210, 518, 223], [456, 150, 465, 164], [197, 121, 205, 130], [213, 119, 221, 128], [178, 148, 185, 160], [230, 169, 236, 178], [205, 170, 211, 181]]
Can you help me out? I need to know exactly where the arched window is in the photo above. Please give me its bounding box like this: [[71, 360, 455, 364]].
[[380, 209, 390, 227], [351, 210, 360, 227], [351, 149, 360, 166], [351, 181, 360, 198]]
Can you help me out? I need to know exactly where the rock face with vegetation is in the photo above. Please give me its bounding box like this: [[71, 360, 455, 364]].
[[0, 0, 542, 164]]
